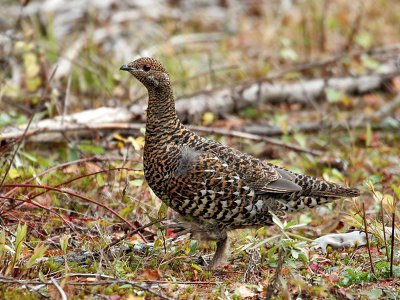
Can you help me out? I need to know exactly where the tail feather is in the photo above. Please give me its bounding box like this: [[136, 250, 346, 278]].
[[276, 173, 360, 212], [294, 174, 360, 198]]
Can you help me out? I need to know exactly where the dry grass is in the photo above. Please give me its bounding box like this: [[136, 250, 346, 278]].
[[0, 0, 399, 299]]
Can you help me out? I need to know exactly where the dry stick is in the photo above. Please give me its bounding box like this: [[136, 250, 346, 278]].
[[104, 217, 166, 251], [1, 168, 141, 230], [0, 122, 321, 156], [243, 118, 399, 137], [0, 65, 58, 187], [50, 277, 67, 300], [2, 167, 140, 216], [390, 202, 396, 277], [1, 156, 137, 215], [1, 184, 147, 243], [189, 125, 322, 156], [266, 44, 400, 82], [57, 273, 221, 285], [245, 92, 400, 137], [265, 249, 284, 300], [362, 203, 375, 276], [0, 195, 75, 231], [70, 279, 220, 286], [343, 2, 363, 51], [381, 201, 390, 262], [318, 0, 329, 52]]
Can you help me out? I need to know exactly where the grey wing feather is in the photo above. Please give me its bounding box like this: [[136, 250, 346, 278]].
[[262, 177, 302, 193]]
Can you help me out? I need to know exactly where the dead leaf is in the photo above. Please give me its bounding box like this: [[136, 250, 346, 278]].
[[141, 268, 161, 281], [84, 162, 102, 173], [236, 285, 255, 298]]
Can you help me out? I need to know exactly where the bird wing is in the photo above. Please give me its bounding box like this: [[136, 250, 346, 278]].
[[196, 139, 302, 194], [167, 146, 301, 204]]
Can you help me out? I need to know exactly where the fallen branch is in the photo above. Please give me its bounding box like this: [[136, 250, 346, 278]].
[[244, 92, 400, 136], [189, 125, 322, 156], [0, 121, 321, 156], [142, 60, 400, 122], [1, 61, 398, 143], [244, 117, 400, 137]]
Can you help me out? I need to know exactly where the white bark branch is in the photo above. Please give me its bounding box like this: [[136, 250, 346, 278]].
[[1, 63, 398, 143]]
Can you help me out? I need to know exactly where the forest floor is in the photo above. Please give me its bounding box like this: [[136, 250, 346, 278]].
[[0, 0, 400, 299]]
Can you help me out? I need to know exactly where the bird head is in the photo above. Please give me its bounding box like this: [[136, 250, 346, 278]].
[[120, 57, 170, 89]]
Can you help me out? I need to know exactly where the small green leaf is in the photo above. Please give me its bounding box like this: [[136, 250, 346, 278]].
[[12, 223, 27, 267], [119, 204, 134, 218], [280, 48, 298, 61], [130, 179, 144, 187], [326, 88, 344, 103], [60, 235, 70, 254], [361, 55, 380, 70], [187, 240, 198, 255], [365, 123, 372, 147], [158, 202, 169, 219], [8, 169, 21, 179], [362, 288, 383, 300], [27, 244, 48, 268], [118, 284, 132, 289], [251, 236, 279, 249], [96, 174, 105, 186], [191, 264, 203, 271], [356, 32, 373, 49], [271, 213, 284, 229], [38, 271, 46, 282]]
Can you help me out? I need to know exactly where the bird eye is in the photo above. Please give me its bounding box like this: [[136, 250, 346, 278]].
[[143, 64, 151, 72]]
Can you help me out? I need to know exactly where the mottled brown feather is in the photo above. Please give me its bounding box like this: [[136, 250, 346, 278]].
[[121, 57, 360, 267]]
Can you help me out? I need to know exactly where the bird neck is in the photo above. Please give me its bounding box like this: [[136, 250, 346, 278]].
[[145, 86, 181, 135]]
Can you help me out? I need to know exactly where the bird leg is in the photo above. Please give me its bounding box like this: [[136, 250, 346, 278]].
[[209, 232, 229, 269], [163, 219, 230, 268]]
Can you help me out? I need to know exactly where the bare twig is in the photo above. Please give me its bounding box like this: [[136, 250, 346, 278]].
[[381, 201, 390, 262], [343, 2, 363, 51], [104, 217, 165, 251], [61, 74, 72, 125], [318, 0, 329, 52], [50, 277, 68, 300], [1, 156, 140, 216], [265, 249, 284, 299], [1, 184, 147, 243], [0, 195, 75, 231], [0, 65, 58, 187], [0, 122, 322, 155], [3, 167, 140, 215], [390, 197, 396, 277], [189, 125, 322, 156], [362, 203, 375, 276], [2, 60, 399, 143]]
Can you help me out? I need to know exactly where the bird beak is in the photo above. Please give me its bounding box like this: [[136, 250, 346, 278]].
[[120, 64, 134, 71]]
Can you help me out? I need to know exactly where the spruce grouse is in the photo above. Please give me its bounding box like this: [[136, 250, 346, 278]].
[[120, 57, 360, 267]]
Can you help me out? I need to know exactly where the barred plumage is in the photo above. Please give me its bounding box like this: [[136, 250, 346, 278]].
[[120, 57, 360, 267]]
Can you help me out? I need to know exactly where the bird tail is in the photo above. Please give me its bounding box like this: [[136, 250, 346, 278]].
[[294, 173, 360, 198], [279, 174, 360, 212]]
